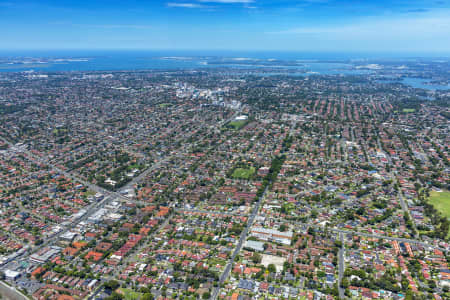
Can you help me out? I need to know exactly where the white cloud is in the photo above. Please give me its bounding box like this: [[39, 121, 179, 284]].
[[197, 0, 254, 3], [48, 22, 153, 30], [262, 10, 450, 52], [268, 11, 450, 40], [90, 24, 153, 29], [167, 0, 254, 9], [167, 3, 208, 8], [167, 0, 254, 10]]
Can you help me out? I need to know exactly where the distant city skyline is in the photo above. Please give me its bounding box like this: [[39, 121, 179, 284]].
[[1, 0, 450, 53]]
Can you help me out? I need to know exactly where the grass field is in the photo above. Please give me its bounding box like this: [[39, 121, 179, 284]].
[[209, 257, 227, 266], [402, 108, 416, 113], [429, 190, 450, 219], [226, 120, 248, 130], [119, 288, 143, 300], [232, 167, 255, 179]]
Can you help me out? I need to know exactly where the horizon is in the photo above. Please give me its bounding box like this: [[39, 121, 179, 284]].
[[1, 49, 450, 59]]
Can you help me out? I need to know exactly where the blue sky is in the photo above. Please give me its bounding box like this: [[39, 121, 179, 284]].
[[1, 0, 450, 53]]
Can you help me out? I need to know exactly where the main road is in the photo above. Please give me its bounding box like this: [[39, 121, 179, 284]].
[[376, 137, 418, 238], [291, 221, 447, 253], [337, 232, 345, 299], [210, 187, 268, 300]]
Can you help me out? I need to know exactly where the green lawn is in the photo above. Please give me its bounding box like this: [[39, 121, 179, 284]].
[[232, 167, 255, 180], [429, 190, 450, 219], [209, 257, 227, 266], [119, 288, 143, 300], [226, 120, 248, 130], [281, 202, 295, 214], [402, 108, 416, 113]]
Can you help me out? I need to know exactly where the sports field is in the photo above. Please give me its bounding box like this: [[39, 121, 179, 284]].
[[429, 190, 450, 219], [226, 120, 248, 130], [119, 288, 143, 300], [232, 167, 255, 179]]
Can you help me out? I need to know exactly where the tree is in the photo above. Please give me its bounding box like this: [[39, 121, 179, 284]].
[[142, 293, 154, 300], [251, 253, 262, 264], [268, 264, 276, 273], [105, 292, 124, 300], [404, 290, 413, 300], [202, 292, 211, 299], [341, 277, 349, 288], [104, 280, 120, 291], [313, 259, 320, 268]]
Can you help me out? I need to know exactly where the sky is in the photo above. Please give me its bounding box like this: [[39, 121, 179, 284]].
[[1, 0, 450, 53]]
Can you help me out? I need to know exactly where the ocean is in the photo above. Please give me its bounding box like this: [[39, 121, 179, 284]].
[[0, 50, 441, 73], [0, 50, 449, 90]]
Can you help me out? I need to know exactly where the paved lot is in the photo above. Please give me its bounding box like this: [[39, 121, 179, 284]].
[[0, 280, 29, 300]]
